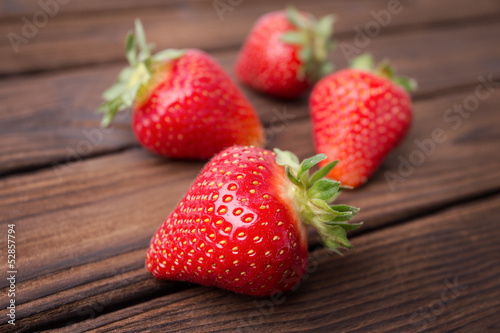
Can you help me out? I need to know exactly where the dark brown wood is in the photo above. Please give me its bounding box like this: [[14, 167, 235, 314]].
[[1, 0, 499, 75], [0, 0, 186, 17], [1, 21, 500, 175], [3, 88, 500, 283], [1, 88, 499, 331], [51, 194, 500, 332], [1, 0, 500, 332]]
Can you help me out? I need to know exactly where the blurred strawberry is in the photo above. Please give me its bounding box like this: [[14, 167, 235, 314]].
[[310, 54, 417, 187], [99, 20, 264, 159], [235, 7, 335, 98]]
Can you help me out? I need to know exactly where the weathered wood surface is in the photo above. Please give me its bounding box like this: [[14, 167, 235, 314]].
[[1, 0, 500, 332], [1, 0, 499, 75], [1, 21, 500, 175], [1, 86, 499, 331], [0, 0, 182, 17], [57, 194, 500, 333]]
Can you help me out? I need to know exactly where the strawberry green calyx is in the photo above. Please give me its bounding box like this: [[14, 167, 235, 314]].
[[350, 53, 418, 93], [98, 19, 186, 127], [280, 6, 335, 82], [274, 149, 362, 254]]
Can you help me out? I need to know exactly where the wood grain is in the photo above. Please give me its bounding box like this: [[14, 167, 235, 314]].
[[0, 0, 186, 17], [1, 0, 499, 75], [1, 88, 499, 331], [2, 1, 500, 332], [47, 193, 500, 332], [1, 21, 500, 175]]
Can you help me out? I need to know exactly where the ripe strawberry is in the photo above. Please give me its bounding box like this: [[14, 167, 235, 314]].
[[310, 54, 417, 188], [99, 20, 264, 159], [146, 146, 361, 296], [235, 7, 335, 99]]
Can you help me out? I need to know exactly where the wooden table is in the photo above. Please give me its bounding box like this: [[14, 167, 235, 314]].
[[1, 0, 500, 332]]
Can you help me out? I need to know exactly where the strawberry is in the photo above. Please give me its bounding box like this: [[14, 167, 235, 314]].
[[235, 7, 335, 99], [99, 20, 264, 159], [146, 146, 361, 296], [309, 54, 417, 188]]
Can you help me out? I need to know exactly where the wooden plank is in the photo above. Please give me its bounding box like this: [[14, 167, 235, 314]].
[[46, 192, 500, 332], [0, 0, 182, 18], [1, 88, 499, 330], [0, 0, 499, 74], [1, 21, 500, 175], [0, 65, 136, 175]]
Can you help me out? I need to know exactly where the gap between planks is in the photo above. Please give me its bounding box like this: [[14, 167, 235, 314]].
[[1, 85, 500, 330], [33, 193, 500, 332], [1, 0, 500, 76], [1, 75, 498, 180], [3, 187, 500, 333], [1, 20, 499, 175]]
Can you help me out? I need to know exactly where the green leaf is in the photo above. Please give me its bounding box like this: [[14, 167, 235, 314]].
[[328, 214, 357, 223], [134, 19, 151, 58], [393, 76, 418, 93], [309, 198, 359, 223], [320, 62, 334, 76], [330, 204, 360, 214], [297, 154, 326, 180], [321, 224, 353, 249], [125, 32, 137, 66], [299, 45, 312, 62], [325, 190, 341, 204], [318, 212, 356, 224], [101, 82, 126, 101], [350, 53, 375, 71], [351, 53, 417, 93], [282, 7, 336, 83], [285, 166, 302, 187], [274, 148, 300, 171], [317, 14, 334, 37], [310, 160, 338, 184], [306, 179, 340, 201], [286, 6, 308, 29], [152, 48, 186, 62], [280, 31, 307, 45], [98, 96, 127, 127], [377, 60, 394, 78], [273, 149, 361, 254], [310, 197, 334, 211], [98, 19, 188, 128], [117, 67, 134, 81], [325, 221, 363, 231], [122, 84, 140, 106], [127, 62, 151, 87]]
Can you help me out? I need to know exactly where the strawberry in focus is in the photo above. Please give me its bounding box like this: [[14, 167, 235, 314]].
[[146, 146, 361, 296], [235, 7, 335, 99], [99, 20, 264, 159], [309, 54, 417, 188]]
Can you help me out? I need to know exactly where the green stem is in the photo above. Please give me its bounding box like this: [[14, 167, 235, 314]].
[[275, 149, 362, 253], [97, 20, 186, 127], [350, 53, 418, 93]]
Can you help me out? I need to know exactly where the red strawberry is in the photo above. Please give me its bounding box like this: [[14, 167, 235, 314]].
[[146, 146, 361, 296], [99, 20, 264, 159], [235, 7, 335, 99], [309, 54, 416, 188]]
